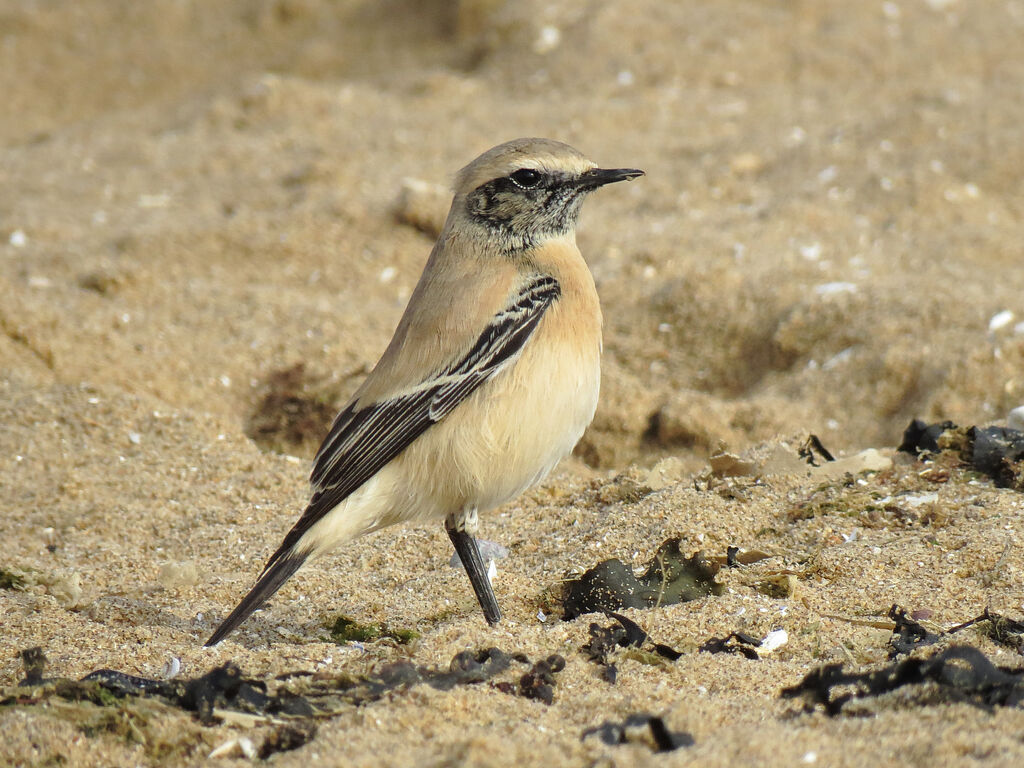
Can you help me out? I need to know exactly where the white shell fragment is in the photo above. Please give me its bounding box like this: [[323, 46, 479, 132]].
[[759, 629, 789, 654], [208, 737, 256, 759], [161, 656, 182, 679], [989, 310, 1014, 333]]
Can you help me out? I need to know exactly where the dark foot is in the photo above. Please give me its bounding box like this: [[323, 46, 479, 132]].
[[445, 520, 502, 625]]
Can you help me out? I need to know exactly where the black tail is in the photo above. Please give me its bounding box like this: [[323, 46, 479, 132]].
[[204, 551, 308, 646]]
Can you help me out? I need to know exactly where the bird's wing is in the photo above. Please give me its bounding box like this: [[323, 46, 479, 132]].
[[261, 273, 561, 572]]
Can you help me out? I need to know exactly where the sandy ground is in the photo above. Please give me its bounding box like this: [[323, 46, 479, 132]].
[[2, 0, 1023, 765]]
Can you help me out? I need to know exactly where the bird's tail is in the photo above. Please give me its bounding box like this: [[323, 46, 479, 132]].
[[204, 550, 308, 646]]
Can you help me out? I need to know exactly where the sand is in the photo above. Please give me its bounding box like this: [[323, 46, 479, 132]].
[[2, 1, 1023, 765]]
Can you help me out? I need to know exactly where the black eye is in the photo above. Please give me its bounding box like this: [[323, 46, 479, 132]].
[[510, 168, 542, 189]]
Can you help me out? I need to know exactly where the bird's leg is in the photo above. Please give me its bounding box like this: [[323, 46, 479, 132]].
[[445, 510, 501, 625]]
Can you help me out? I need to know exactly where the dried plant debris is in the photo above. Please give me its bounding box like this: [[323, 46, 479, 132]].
[[0, 567, 27, 590], [799, 434, 836, 466], [563, 538, 722, 620], [850, 604, 1024, 658], [9, 651, 311, 760], [949, 609, 1024, 654], [502, 654, 565, 705], [581, 612, 684, 683], [4, 646, 566, 729], [725, 545, 741, 567], [898, 419, 958, 456], [582, 712, 694, 752], [888, 604, 942, 657], [699, 631, 762, 660], [258, 722, 318, 758], [899, 418, 1024, 490], [969, 426, 1024, 489], [782, 646, 1024, 715], [18, 646, 48, 685], [291, 647, 566, 709], [9, 650, 314, 725]]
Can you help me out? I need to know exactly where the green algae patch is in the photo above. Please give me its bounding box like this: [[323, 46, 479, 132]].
[[327, 615, 420, 645]]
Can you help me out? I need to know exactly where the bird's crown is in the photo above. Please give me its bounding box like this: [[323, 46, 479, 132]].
[[453, 138, 596, 195]]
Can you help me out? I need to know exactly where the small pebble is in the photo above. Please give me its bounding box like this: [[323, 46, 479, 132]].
[[395, 177, 449, 237], [1007, 406, 1024, 432]]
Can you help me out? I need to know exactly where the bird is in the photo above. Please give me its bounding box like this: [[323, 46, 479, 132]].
[[204, 138, 643, 646]]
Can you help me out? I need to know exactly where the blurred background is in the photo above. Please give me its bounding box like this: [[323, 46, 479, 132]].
[[3, 0, 1022, 473]]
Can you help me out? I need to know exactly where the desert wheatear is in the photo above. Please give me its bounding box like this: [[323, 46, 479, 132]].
[[205, 138, 643, 645]]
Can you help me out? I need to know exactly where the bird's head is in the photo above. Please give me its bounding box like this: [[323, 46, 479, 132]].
[[449, 138, 643, 252]]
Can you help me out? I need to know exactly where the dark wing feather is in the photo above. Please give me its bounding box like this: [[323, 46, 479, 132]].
[[261, 274, 561, 573]]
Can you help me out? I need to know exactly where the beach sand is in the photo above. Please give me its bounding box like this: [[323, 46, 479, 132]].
[[2, 1, 1023, 765]]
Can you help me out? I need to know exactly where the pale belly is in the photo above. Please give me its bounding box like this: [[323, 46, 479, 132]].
[[375, 332, 601, 528]]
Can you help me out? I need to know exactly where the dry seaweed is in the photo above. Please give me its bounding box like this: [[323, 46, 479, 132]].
[[886, 604, 1024, 657], [699, 632, 761, 660], [781, 645, 1024, 715], [77, 663, 311, 725], [258, 722, 318, 758], [948, 608, 1024, 654], [0, 567, 27, 590], [563, 538, 722, 620], [888, 604, 941, 657], [581, 612, 684, 683], [898, 419, 957, 456], [799, 434, 836, 466], [512, 655, 565, 705], [899, 419, 1024, 490], [3, 646, 567, 725], [582, 712, 694, 751]]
